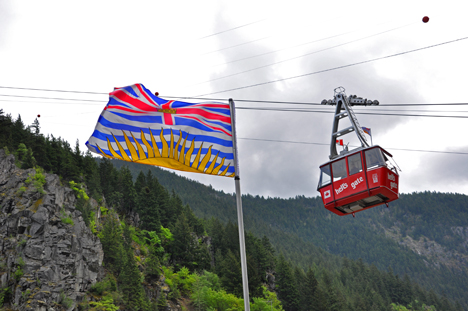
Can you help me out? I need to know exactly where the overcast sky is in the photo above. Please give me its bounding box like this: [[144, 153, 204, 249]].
[[1, 0, 467, 198]]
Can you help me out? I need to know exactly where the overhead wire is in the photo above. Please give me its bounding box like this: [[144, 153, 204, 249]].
[[197, 18, 267, 40], [197, 36, 468, 96], [0, 86, 107, 95], [2, 20, 468, 122], [2, 14, 467, 176], [200, 36, 270, 55], [2, 87, 468, 108], [194, 23, 413, 86], [1, 93, 468, 118], [14, 114, 465, 155], [14, 113, 465, 155], [207, 18, 414, 68], [0, 99, 106, 107], [234, 106, 468, 118], [257, 106, 468, 113], [3, 97, 466, 116], [195, 16, 468, 158], [207, 28, 358, 68], [0, 94, 104, 103], [238, 138, 468, 155], [163, 96, 468, 107], [2, 94, 467, 156]]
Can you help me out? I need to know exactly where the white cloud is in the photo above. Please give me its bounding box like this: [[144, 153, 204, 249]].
[[1, 0, 467, 198]]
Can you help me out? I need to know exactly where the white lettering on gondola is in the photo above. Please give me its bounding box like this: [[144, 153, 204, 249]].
[[388, 173, 395, 181], [324, 190, 331, 199], [391, 182, 398, 189], [372, 174, 378, 183], [351, 177, 364, 189], [335, 183, 348, 195]]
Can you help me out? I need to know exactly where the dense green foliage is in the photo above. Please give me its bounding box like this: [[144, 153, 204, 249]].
[[0, 110, 102, 199], [1, 109, 465, 310], [109, 158, 468, 310]]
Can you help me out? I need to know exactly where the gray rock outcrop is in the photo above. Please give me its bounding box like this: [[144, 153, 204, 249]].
[[0, 149, 104, 310]]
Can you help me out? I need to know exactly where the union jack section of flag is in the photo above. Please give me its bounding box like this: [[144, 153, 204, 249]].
[[86, 83, 235, 177]]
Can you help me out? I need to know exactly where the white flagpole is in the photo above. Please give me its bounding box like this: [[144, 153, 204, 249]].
[[229, 98, 250, 311]]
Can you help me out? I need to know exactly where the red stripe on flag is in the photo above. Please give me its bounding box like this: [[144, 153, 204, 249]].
[[176, 107, 231, 124], [160, 101, 175, 125], [106, 105, 148, 114], [161, 101, 175, 109], [110, 89, 157, 112], [135, 84, 159, 108]]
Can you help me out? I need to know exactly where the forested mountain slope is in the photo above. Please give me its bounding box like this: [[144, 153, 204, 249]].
[[1, 109, 465, 310], [112, 159, 468, 309]]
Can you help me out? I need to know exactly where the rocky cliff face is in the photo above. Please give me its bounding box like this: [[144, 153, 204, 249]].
[[381, 220, 468, 271], [0, 150, 104, 310]]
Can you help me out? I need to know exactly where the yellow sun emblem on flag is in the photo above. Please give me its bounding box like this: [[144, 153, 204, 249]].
[[96, 129, 235, 177]]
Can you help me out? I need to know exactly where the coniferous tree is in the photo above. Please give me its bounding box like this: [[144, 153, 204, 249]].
[[385, 266, 399, 304], [246, 254, 263, 299], [294, 266, 307, 311], [219, 249, 243, 297], [145, 244, 162, 282], [222, 222, 240, 254], [99, 158, 118, 199], [119, 224, 147, 310], [195, 240, 212, 272], [21, 147, 36, 169], [353, 295, 369, 311], [0, 110, 13, 148], [412, 282, 427, 308], [156, 291, 168, 311], [100, 211, 125, 275], [183, 204, 205, 236], [276, 254, 299, 311], [322, 270, 342, 311], [31, 118, 40, 135], [169, 190, 184, 224], [12, 114, 26, 146], [207, 217, 225, 256], [16, 143, 28, 162], [29, 118, 49, 169], [431, 289, 443, 310], [137, 188, 161, 232], [170, 213, 205, 271], [146, 171, 171, 228], [55, 139, 80, 180], [261, 235, 276, 271], [134, 171, 146, 192], [82, 150, 102, 199], [100, 159, 122, 208], [302, 268, 322, 311], [47, 135, 60, 173], [119, 166, 137, 213], [214, 248, 224, 277], [401, 274, 413, 306], [73, 139, 83, 172]]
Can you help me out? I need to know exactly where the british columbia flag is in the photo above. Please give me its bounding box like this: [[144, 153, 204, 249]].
[[86, 84, 235, 177]]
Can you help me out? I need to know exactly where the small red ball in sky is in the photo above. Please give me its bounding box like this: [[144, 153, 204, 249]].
[[422, 16, 429, 23], [37, 114, 41, 118], [155, 92, 159, 96]]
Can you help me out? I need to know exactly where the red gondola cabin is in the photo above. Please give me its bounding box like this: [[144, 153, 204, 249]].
[[317, 145, 399, 216]]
